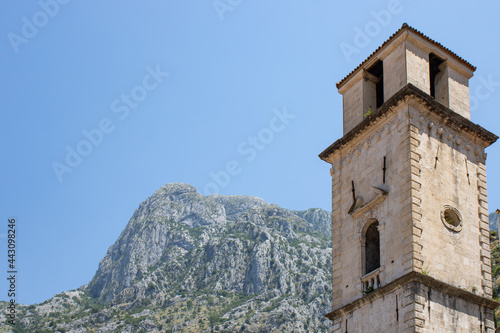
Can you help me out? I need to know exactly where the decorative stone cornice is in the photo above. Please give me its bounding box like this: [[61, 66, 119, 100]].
[[324, 271, 500, 321], [350, 187, 388, 218], [319, 84, 498, 162]]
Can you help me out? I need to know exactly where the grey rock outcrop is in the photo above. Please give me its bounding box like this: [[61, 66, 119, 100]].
[[490, 212, 499, 232], [12, 183, 334, 332]]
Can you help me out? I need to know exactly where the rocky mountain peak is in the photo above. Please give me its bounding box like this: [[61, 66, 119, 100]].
[[14, 183, 334, 332]]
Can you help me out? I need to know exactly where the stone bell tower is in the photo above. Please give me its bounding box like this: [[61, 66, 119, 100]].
[[319, 24, 498, 332]]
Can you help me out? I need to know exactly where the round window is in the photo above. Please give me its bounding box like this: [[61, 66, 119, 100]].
[[440, 206, 462, 232]]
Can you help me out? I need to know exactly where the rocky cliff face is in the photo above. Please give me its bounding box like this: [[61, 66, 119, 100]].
[[88, 183, 230, 303], [490, 212, 499, 232], [11, 183, 333, 332]]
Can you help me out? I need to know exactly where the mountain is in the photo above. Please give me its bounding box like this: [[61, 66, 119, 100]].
[[490, 212, 499, 232], [3, 183, 333, 332]]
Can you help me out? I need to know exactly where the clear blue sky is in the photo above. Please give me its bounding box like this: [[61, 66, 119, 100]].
[[1, 1, 499, 305]]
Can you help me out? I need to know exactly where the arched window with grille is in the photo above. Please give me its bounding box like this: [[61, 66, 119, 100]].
[[361, 220, 381, 294], [364, 220, 380, 275]]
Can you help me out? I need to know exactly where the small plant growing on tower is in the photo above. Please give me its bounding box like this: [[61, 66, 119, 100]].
[[364, 106, 372, 118], [363, 286, 375, 295]]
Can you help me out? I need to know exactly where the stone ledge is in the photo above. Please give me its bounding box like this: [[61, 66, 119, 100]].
[[319, 84, 498, 162], [324, 271, 500, 321], [350, 187, 388, 218]]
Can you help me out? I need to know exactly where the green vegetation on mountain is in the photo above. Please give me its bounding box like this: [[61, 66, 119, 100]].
[[2, 183, 499, 332], [1, 184, 333, 332]]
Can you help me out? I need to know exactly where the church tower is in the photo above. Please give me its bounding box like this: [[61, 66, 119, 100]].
[[320, 24, 498, 332]]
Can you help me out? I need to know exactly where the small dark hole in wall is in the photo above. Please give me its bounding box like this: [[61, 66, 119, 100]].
[[444, 209, 460, 227]]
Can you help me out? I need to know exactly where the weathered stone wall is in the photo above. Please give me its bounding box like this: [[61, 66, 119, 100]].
[[405, 41, 430, 95], [342, 78, 364, 134], [363, 77, 377, 116], [408, 102, 491, 297], [327, 96, 495, 331], [446, 66, 471, 119], [327, 25, 496, 332], [331, 280, 495, 333], [339, 34, 472, 137], [383, 40, 406, 101], [331, 287, 403, 332], [434, 64, 471, 120], [434, 63, 449, 107], [329, 102, 413, 308], [422, 284, 495, 332]]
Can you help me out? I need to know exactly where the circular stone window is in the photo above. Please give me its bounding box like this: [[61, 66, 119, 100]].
[[440, 205, 463, 232]]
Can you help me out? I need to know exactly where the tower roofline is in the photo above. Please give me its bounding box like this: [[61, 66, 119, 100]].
[[319, 83, 498, 161], [336, 23, 476, 90]]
